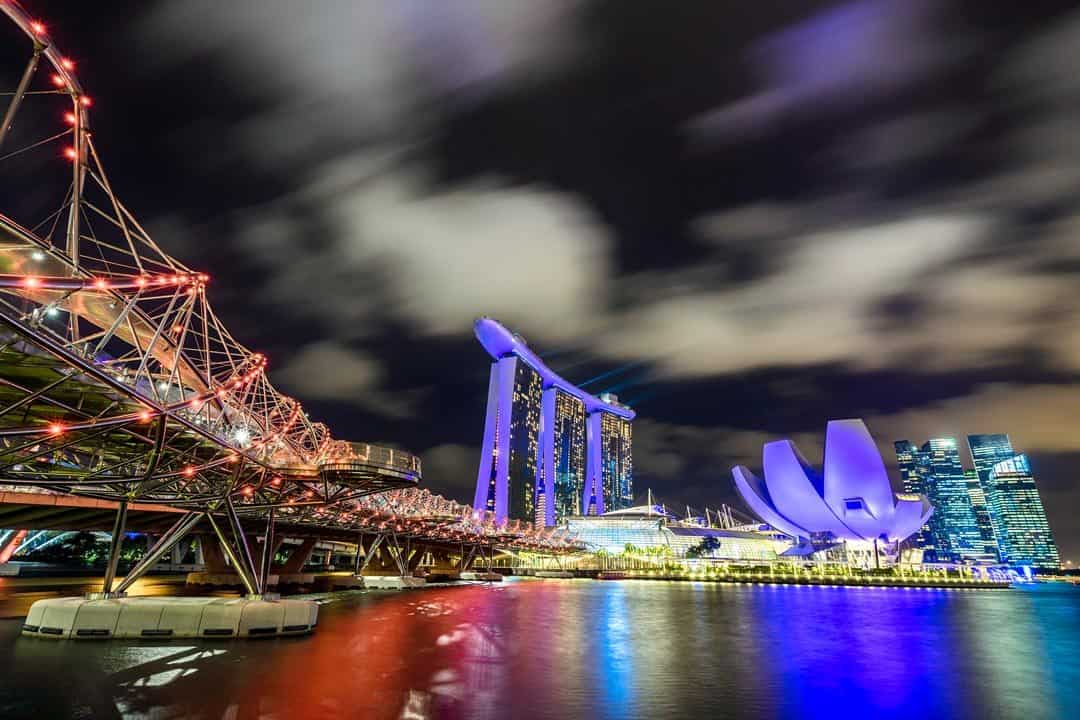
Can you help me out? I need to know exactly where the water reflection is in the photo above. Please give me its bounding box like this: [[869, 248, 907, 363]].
[[1, 579, 1078, 719]]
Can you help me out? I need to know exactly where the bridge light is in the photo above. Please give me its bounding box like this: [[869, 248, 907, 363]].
[[24, 277, 40, 288], [61, 58, 75, 71], [138, 410, 152, 423], [93, 278, 107, 289], [64, 147, 77, 160], [190, 399, 202, 410], [31, 21, 46, 36], [50, 74, 65, 88], [183, 466, 195, 477], [79, 96, 91, 107], [63, 112, 76, 126]]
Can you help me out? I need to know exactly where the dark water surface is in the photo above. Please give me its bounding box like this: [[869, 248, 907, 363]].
[[1, 578, 1078, 719]]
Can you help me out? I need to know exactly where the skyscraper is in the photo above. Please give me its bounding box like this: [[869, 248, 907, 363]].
[[964, 468, 998, 559], [549, 389, 586, 519], [893, 438, 984, 562], [984, 454, 1060, 571], [597, 404, 633, 512], [475, 354, 542, 522], [894, 440, 936, 555], [968, 434, 1016, 489]]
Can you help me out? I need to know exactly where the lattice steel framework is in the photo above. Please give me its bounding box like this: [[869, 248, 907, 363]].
[[0, 2, 418, 509]]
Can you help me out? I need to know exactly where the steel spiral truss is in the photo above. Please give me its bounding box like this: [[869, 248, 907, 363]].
[[0, 2, 418, 508], [0, 3, 579, 553]]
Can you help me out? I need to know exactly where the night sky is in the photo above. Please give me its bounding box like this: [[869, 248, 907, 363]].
[[16, 0, 1080, 560]]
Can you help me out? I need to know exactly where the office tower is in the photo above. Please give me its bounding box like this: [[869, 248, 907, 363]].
[[968, 434, 1016, 489], [964, 468, 998, 559], [984, 454, 1060, 571], [894, 438, 983, 562]]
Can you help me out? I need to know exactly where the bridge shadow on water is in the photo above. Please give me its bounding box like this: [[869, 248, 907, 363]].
[[1, 580, 1079, 720]]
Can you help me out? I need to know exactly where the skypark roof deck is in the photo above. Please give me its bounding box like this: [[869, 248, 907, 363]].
[[474, 317, 635, 420]]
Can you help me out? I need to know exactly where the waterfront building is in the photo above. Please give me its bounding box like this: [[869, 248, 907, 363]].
[[562, 505, 790, 561], [968, 434, 1016, 488], [551, 390, 587, 518], [893, 438, 986, 563], [894, 440, 935, 552], [964, 468, 999, 560], [474, 353, 542, 521], [984, 454, 1060, 571], [732, 420, 933, 558], [473, 318, 634, 526], [596, 399, 633, 512]]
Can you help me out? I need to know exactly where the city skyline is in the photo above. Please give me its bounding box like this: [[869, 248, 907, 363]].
[[13, 1, 1080, 562], [895, 433, 1060, 569]]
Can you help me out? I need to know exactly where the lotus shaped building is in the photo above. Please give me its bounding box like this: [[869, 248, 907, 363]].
[[732, 419, 932, 544]]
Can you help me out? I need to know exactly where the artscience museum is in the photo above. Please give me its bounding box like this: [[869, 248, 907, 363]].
[[732, 419, 934, 562]]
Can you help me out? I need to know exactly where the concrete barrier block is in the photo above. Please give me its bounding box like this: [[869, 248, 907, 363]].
[[281, 598, 319, 633], [115, 599, 168, 638], [197, 598, 246, 638], [37, 597, 86, 638], [157, 597, 217, 638], [238, 600, 285, 637], [71, 599, 124, 639]]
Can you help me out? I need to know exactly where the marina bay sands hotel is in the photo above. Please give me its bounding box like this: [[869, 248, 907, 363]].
[[473, 318, 634, 527]]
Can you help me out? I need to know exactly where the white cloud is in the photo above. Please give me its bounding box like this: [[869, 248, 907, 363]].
[[601, 214, 988, 376]]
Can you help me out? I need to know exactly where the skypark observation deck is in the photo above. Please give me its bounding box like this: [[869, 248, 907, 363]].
[[0, 3, 577, 616], [474, 318, 635, 526]]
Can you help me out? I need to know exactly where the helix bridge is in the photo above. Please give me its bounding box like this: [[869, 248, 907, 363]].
[[0, 1, 577, 596]]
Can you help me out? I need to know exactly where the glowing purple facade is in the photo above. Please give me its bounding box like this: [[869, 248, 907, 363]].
[[732, 419, 933, 543], [473, 318, 635, 525]]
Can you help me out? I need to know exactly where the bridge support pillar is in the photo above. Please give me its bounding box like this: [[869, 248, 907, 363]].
[[199, 535, 229, 573], [0, 529, 28, 564], [101, 500, 128, 595], [114, 511, 202, 595], [278, 538, 317, 575]]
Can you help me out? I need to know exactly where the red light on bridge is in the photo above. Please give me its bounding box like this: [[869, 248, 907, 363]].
[[63, 112, 76, 125], [138, 410, 152, 423], [50, 74, 65, 88], [64, 147, 77, 161], [183, 466, 195, 477], [60, 58, 75, 71], [79, 96, 91, 107], [30, 21, 46, 36], [23, 277, 40, 288], [94, 278, 108, 290], [47, 423, 64, 435]]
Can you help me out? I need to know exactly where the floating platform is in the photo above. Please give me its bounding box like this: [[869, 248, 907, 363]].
[[21, 596, 318, 640]]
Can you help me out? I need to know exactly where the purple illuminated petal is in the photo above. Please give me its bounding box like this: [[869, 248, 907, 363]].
[[732, 465, 809, 539], [823, 419, 896, 526], [890, 496, 934, 542], [762, 439, 855, 540]]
